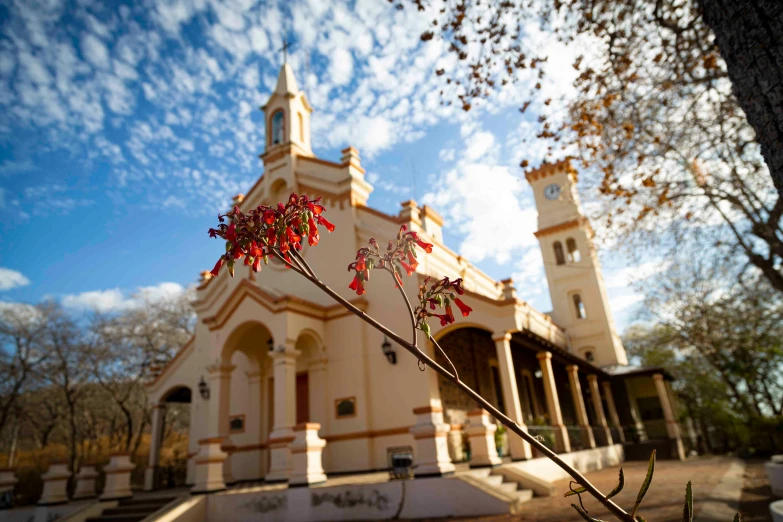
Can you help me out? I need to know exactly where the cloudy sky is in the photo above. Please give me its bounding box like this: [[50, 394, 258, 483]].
[[0, 0, 650, 330]]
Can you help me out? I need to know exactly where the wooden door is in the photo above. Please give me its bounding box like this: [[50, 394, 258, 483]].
[[296, 373, 309, 424]]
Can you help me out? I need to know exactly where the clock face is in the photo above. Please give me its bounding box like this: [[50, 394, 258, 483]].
[[544, 183, 561, 200]]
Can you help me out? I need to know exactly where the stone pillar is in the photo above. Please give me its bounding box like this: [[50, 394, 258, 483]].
[[266, 346, 299, 483], [289, 423, 327, 487], [72, 465, 98, 499], [100, 453, 134, 501], [465, 410, 503, 468], [493, 333, 532, 460], [244, 370, 264, 481], [409, 405, 455, 477], [221, 439, 236, 485], [653, 373, 685, 460], [144, 403, 166, 491], [0, 468, 18, 499], [536, 352, 571, 453], [38, 462, 70, 506], [192, 362, 233, 494], [308, 356, 328, 427], [601, 382, 626, 443], [587, 375, 613, 446], [566, 366, 596, 449], [625, 381, 648, 442]]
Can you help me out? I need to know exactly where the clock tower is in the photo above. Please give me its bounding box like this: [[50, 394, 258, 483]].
[[527, 160, 628, 366]]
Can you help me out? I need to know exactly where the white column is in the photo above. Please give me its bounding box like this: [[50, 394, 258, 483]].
[[38, 462, 70, 505], [266, 346, 299, 483], [653, 373, 685, 459], [536, 352, 570, 453], [601, 381, 626, 443], [409, 405, 455, 477], [191, 363, 232, 494], [144, 403, 166, 491], [73, 465, 98, 499], [100, 453, 134, 501], [465, 410, 502, 468], [493, 333, 532, 460], [566, 366, 596, 449], [244, 369, 264, 481], [587, 375, 613, 446], [308, 355, 328, 427], [289, 423, 327, 487]]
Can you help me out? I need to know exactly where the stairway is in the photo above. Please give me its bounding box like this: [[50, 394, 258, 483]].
[[459, 466, 534, 512], [85, 495, 179, 522]]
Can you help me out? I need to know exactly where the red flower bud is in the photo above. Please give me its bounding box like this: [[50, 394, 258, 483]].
[[445, 303, 455, 323], [210, 258, 224, 276], [316, 215, 335, 232], [454, 298, 472, 316]]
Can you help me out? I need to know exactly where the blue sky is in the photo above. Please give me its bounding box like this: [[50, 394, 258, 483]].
[[0, 0, 651, 330]]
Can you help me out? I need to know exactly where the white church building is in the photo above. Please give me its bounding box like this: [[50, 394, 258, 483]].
[[141, 63, 690, 518]]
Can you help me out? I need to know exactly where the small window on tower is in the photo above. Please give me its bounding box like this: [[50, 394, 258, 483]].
[[573, 294, 586, 319], [566, 238, 581, 263], [298, 112, 304, 142], [554, 241, 565, 265], [584, 351, 595, 362], [271, 110, 285, 145]]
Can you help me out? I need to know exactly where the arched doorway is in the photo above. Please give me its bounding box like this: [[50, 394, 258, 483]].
[[147, 385, 192, 490], [219, 320, 273, 482]]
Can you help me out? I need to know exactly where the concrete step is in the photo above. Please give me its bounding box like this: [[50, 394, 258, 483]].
[[482, 475, 504, 487], [85, 515, 148, 522], [497, 482, 519, 495], [516, 488, 534, 502], [118, 496, 177, 507], [102, 505, 164, 516]]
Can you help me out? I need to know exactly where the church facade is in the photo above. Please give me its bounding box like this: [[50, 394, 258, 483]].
[[144, 64, 688, 494]]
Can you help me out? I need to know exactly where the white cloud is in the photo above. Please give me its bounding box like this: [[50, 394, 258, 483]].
[[330, 48, 354, 87], [439, 148, 456, 162], [0, 268, 31, 291], [61, 282, 186, 312], [605, 260, 669, 289], [464, 131, 496, 161], [82, 34, 110, 70], [609, 293, 644, 313]]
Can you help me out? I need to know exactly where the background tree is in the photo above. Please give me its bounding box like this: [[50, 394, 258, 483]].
[[404, 0, 783, 292], [624, 256, 783, 453]]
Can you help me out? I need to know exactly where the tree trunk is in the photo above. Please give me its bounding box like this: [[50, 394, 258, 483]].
[[700, 0, 783, 195]]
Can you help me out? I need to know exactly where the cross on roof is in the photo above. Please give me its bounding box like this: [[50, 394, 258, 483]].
[[279, 38, 290, 64]]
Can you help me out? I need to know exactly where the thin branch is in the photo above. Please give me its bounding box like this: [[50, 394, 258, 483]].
[[430, 335, 460, 382]]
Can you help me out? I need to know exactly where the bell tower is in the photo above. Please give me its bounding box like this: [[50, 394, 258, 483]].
[[527, 160, 627, 366], [260, 61, 314, 160]]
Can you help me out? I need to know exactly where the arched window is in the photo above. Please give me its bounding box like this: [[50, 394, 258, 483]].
[[573, 293, 586, 319], [271, 110, 285, 145], [298, 112, 304, 142], [584, 350, 595, 362], [553, 241, 565, 265], [566, 238, 581, 263]]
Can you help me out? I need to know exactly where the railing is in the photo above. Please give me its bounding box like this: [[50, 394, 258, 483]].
[[527, 425, 558, 452], [566, 426, 585, 451]]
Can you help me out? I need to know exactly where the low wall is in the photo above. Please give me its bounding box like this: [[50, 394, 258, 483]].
[[508, 444, 624, 484], [206, 476, 513, 521]]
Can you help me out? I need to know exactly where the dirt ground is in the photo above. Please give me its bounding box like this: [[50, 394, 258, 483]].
[[400, 456, 776, 522]]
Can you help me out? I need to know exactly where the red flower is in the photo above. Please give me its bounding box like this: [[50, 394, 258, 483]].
[[316, 215, 335, 232], [454, 298, 472, 317], [400, 260, 416, 276], [406, 249, 418, 268], [252, 256, 261, 272], [266, 227, 277, 245], [308, 202, 324, 215], [232, 245, 243, 259], [415, 239, 433, 253], [349, 274, 359, 291], [307, 216, 319, 246], [286, 227, 301, 244], [226, 223, 237, 243], [356, 255, 366, 272], [249, 241, 263, 258], [348, 274, 365, 295], [210, 258, 224, 277], [445, 303, 455, 323], [263, 210, 275, 224], [434, 313, 452, 326]]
